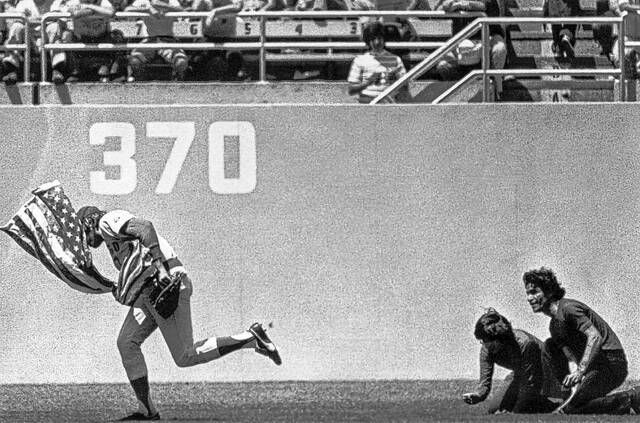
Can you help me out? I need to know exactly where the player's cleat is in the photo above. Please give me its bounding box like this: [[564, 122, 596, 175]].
[[118, 411, 160, 421], [249, 322, 282, 366]]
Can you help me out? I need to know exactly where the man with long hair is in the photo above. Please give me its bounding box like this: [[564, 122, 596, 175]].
[[523, 267, 640, 414]]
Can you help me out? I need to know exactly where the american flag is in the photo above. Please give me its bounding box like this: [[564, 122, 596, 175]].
[[1, 181, 114, 294]]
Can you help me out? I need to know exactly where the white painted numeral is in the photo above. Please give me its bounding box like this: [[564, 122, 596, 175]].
[[89, 122, 137, 195], [208, 122, 257, 194], [147, 122, 195, 194]]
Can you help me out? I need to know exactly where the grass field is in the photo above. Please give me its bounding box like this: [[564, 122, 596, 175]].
[[2, 380, 640, 422]]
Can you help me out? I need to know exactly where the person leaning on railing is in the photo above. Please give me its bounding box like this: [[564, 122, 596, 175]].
[[610, 0, 640, 77], [347, 20, 408, 103], [125, 0, 190, 81], [193, 0, 273, 81], [0, 0, 65, 84], [434, 0, 507, 99], [53, 0, 129, 82]]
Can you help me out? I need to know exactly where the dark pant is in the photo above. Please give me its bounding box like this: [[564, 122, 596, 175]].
[[486, 372, 557, 414], [543, 338, 629, 414]]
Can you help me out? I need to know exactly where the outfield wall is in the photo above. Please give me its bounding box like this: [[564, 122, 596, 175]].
[[1, 103, 640, 384]]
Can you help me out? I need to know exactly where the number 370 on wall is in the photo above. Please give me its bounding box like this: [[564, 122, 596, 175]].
[[89, 121, 257, 195]]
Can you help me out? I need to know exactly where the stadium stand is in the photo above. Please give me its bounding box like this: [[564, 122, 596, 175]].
[[0, 0, 638, 103]]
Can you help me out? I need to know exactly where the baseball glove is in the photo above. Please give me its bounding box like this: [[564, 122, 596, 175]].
[[148, 272, 184, 319]]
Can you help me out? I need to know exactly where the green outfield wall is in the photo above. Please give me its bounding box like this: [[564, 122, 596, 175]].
[[1, 103, 640, 384]]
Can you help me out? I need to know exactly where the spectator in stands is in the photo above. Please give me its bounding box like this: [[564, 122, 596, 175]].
[[54, 0, 129, 82], [0, 0, 66, 83], [406, 0, 430, 10], [590, 0, 618, 61], [347, 20, 408, 103], [434, 0, 507, 99], [195, 0, 274, 81], [297, 0, 374, 12], [125, 0, 190, 81], [542, 0, 581, 58], [609, 0, 640, 78]]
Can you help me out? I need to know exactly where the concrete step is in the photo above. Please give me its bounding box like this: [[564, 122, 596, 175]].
[[510, 55, 613, 70], [501, 78, 614, 101], [510, 38, 603, 56], [506, 0, 596, 10], [509, 29, 596, 39]]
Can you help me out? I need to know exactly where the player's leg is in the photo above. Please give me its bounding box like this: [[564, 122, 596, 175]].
[[561, 352, 629, 414], [117, 303, 161, 420], [150, 274, 282, 367]]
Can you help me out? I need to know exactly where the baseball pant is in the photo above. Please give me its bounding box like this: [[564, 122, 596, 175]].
[[117, 274, 227, 380]]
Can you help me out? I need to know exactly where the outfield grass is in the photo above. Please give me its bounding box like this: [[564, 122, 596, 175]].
[[1, 380, 639, 422]]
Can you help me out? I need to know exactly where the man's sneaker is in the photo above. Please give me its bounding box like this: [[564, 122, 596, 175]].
[[629, 386, 640, 414], [2, 62, 18, 85], [2, 71, 17, 85], [559, 34, 575, 59], [249, 322, 282, 365], [51, 69, 65, 84], [119, 411, 160, 421]]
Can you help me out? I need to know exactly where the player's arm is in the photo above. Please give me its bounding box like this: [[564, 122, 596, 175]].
[[563, 325, 602, 387], [463, 346, 492, 404], [119, 217, 171, 283]]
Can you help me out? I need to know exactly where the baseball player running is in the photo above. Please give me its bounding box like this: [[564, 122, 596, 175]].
[[76, 205, 282, 421]]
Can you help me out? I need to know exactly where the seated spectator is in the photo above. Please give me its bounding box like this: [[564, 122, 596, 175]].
[[542, 0, 581, 58], [125, 0, 190, 81], [0, 0, 66, 84], [347, 21, 408, 103], [196, 0, 274, 81], [297, 0, 374, 12], [434, 0, 507, 98], [406, 0, 430, 10], [609, 0, 640, 78], [55, 0, 129, 82]]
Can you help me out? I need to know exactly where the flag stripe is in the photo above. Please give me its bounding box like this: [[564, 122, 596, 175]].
[[2, 181, 115, 296], [27, 200, 111, 293], [2, 219, 38, 259], [13, 214, 68, 283], [23, 206, 105, 294]]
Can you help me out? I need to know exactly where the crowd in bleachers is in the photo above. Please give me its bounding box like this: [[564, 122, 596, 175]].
[[0, 0, 635, 90]]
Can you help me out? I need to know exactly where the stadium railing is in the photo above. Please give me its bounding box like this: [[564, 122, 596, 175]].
[[0, 12, 31, 82], [371, 15, 627, 103], [39, 10, 484, 83]]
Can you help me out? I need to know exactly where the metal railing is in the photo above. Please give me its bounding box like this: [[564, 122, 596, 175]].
[[39, 10, 481, 82], [372, 16, 627, 103], [0, 13, 31, 82]]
